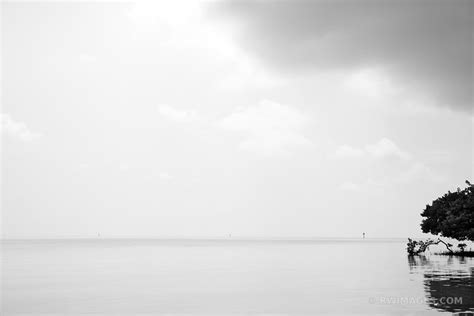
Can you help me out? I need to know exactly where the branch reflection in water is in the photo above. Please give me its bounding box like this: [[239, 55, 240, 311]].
[[408, 255, 474, 313]]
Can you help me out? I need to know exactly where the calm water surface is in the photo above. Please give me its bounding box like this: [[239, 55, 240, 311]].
[[1, 239, 473, 315]]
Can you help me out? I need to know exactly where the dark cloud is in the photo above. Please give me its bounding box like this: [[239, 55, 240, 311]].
[[211, 0, 473, 112]]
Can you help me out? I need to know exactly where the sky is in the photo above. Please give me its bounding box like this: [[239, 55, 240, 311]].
[[1, 0, 472, 239]]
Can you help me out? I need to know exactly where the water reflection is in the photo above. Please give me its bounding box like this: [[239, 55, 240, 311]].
[[408, 255, 474, 313]]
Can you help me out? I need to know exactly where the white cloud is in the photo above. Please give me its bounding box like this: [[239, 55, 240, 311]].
[[334, 145, 365, 159], [339, 181, 361, 192], [345, 68, 398, 98], [128, 0, 202, 29], [365, 138, 411, 161], [158, 105, 199, 123], [335, 138, 430, 192], [394, 162, 443, 184], [216, 57, 285, 92], [339, 178, 387, 193], [341, 162, 442, 194], [159, 172, 173, 180], [79, 54, 97, 63], [335, 138, 410, 161], [119, 163, 130, 171], [217, 100, 312, 155], [0, 113, 41, 141]]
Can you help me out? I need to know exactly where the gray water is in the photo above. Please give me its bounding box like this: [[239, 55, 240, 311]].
[[1, 239, 473, 315]]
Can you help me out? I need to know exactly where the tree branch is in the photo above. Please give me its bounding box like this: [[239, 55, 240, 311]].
[[436, 238, 454, 253]]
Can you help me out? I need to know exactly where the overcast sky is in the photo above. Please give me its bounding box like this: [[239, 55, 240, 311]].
[[1, 0, 472, 239]]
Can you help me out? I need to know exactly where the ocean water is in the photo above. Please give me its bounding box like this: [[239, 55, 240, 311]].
[[1, 239, 473, 315]]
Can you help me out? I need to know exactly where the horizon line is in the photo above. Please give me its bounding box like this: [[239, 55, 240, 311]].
[[0, 236, 425, 241]]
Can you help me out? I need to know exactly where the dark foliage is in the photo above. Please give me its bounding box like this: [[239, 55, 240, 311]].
[[406, 238, 437, 255], [421, 181, 474, 241], [406, 238, 454, 255]]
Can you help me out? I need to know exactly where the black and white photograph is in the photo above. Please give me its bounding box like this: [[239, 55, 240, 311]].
[[1, 0, 473, 315]]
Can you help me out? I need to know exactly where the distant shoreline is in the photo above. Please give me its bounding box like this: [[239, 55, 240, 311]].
[[1, 237, 408, 243]]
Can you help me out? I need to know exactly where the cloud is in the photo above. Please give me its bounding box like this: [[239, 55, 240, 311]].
[[337, 139, 442, 192], [79, 54, 97, 63], [118, 163, 130, 171], [128, 0, 202, 29], [217, 100, 312, 155], [365, 138, 411, 161], [395, 162, 443, 184], [211, 0, 473, 112], [335, 138, 410, 161], [339, 179, 383, 193], [334, 145, 365, 159], [0, 113, 41, 141], [217, 60, 284, 92], [344, 67, 399, 98], [159, 172, 173, 180], [340, 162, 442, 194], [158, 104, 199, 123], [339, 181, 361, 192]]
